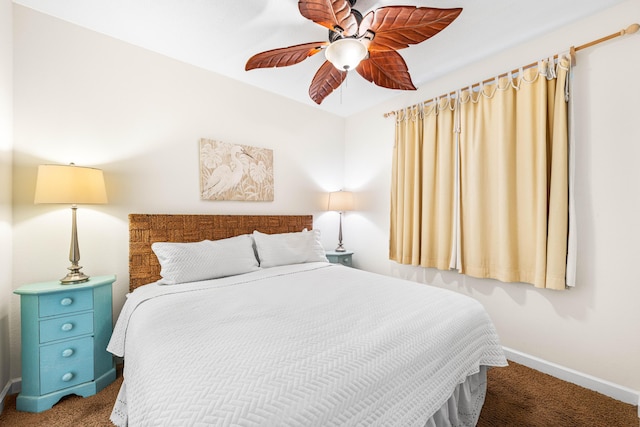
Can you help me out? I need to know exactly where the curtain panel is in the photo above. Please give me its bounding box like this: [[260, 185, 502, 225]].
[[390, 58, 570, 289], [390, 100, 457, 270]]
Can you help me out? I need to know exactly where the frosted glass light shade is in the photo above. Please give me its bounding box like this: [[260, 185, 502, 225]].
[[34, 164, 108, 205], [327, 190, 354, 212], [325, 38, 368, 71]]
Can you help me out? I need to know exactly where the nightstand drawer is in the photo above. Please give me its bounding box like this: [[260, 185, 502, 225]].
[[39, 289, 93, 318], [337, 256, 352, 267], [40, 337, 94, 394], [325, 251, 354, 267], [39, 312, 94, 344]]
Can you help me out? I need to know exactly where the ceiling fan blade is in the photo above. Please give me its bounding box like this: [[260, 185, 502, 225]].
[[360, 6, 462, 51], [245, 41, 329, 71], [298, 0, 359, 36], [356, 50, 416, 90], [309, 61, 347, 104]]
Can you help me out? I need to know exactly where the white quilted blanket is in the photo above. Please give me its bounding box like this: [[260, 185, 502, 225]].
[[108, 263, 506, 426]]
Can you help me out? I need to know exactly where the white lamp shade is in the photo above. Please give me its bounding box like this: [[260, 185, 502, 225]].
[[325, 38, 368, 71], [34, 164, 108, 205], [327, 191, 354, 212]]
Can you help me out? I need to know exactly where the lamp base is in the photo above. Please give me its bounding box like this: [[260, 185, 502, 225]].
[[60, 268, 90, 285], [60, 206, 90, 284], [334, 244, 347, 252]]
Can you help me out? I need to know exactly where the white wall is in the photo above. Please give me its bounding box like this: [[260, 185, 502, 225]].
[[345, 0, 640, 392], [0, 0, 14, 406], [10, 5, 346, 380]]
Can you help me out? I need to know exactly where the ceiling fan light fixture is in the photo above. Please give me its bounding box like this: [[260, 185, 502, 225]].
[[325, 38, 368, 71]]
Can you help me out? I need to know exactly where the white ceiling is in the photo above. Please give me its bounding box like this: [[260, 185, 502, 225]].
[[13, 0, 628, 117]]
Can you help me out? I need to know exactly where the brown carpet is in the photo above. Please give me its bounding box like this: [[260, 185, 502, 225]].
[[0, 362, 637, 426]]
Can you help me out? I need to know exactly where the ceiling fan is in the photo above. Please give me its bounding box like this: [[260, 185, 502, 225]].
[[245, 0, 462, 105]]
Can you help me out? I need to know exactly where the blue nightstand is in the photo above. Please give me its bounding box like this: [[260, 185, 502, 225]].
[[325, 251, 354, 267], [14, 275, 117, 413]]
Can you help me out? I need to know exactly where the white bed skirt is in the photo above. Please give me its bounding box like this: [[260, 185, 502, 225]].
[[425, 366, 488, 427]]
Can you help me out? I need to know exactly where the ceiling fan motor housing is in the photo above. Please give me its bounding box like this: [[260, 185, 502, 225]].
[[329, 8, 363, 42]]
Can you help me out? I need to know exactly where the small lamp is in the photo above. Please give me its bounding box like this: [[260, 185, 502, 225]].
[[327, 190, 354, 252], [34, 163, 108, 284]]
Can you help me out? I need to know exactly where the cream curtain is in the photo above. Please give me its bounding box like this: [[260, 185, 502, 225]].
[[390, 106, 423, 265], [390, 100, 457, 269], [390, 58, 570, 289]]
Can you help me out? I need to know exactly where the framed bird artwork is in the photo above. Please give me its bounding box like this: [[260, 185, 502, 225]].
[[199, 138, 274, 201]]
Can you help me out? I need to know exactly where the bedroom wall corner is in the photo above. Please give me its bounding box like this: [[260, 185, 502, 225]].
[[344, 0, 640, 396], [0, 0, 14, 414]]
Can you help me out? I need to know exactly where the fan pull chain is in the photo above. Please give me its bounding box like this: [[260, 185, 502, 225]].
[[341, 71, 350, 105]]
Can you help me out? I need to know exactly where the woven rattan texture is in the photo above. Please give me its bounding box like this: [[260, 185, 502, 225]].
[[129, 214, 313, 291]]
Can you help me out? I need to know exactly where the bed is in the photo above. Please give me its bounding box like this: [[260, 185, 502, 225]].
[[108, 214, 507, 426]]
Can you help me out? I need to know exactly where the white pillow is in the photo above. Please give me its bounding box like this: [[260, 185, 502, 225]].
[[253, 229, 328, 268], [151, 234, 259, 285]]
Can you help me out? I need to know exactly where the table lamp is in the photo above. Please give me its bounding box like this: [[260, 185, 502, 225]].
[[327, 190, 354, 252], [34, 163, 108, 284]]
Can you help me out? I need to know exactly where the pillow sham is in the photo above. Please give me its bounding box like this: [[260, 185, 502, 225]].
[[151, 234, 259, 285], [253, 229, 328, 268]]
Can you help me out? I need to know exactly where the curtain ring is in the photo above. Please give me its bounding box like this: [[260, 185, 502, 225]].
[[508, 70, 517, 90], [538, 60, 544, 78], [468, 85, 477, 103], [517, 66, 528, 85], [548, 56, 557, 79]]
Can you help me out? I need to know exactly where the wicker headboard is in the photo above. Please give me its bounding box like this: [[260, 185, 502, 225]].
[[128, 214, 314, 291]]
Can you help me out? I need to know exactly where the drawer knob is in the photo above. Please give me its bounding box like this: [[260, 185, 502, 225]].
[[60, 297, 73, 306], [62, 348, 74, 358], [61, 372, 74, 382], [61, 323, 74, 332]]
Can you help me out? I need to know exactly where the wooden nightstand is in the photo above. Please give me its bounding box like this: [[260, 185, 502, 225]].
[[14, 275, 117, 413], [325, 251, 354, 267]]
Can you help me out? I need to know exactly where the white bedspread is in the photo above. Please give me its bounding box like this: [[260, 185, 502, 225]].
[[108, 263, 507, 426]]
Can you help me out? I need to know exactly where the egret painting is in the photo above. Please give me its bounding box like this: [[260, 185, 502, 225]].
[[199, 138, 274, 201]]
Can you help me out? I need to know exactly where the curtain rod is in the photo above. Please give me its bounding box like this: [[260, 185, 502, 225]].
[[383, 23, 639, 118]]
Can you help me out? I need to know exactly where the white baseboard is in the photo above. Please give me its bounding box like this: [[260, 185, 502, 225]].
[[0, 378, 21, 415], [0, 382, 6, 415], [503, 347, 639, 417]]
